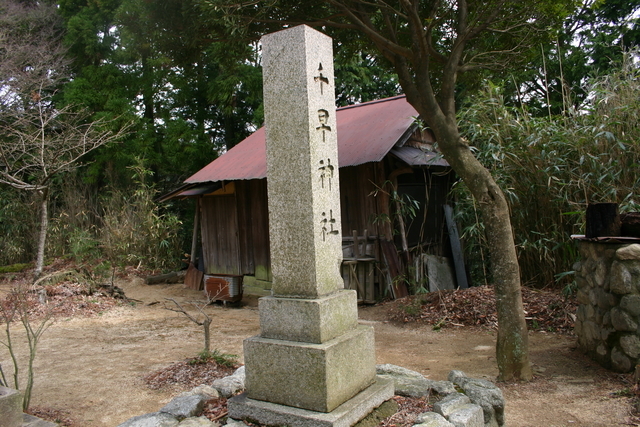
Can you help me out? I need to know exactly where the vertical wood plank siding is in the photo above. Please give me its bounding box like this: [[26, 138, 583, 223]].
[[339, 164, 381, 239], [200, 195, 240, 275]]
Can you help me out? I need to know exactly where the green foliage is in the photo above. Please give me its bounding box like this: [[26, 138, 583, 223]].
[[100, 161, 184, 271], [0, 264, 31, 274], [456, 53, 640, 287]]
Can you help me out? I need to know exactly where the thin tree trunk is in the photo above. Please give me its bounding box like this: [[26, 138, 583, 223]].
[[203, 317, 211, 353], [34, 188, 49, 279], [437, 130, 532, 381]]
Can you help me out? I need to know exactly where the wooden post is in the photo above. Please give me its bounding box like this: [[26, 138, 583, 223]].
[[444, 204, 468, 289]]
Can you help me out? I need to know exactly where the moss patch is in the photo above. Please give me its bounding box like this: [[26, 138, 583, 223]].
[[353, 399, 398, 427]]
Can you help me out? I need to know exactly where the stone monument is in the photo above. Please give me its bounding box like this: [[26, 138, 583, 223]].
[[227, 25, 393, 427]]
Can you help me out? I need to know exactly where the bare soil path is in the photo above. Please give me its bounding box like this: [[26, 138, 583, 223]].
[[1, 277, 635, 427]]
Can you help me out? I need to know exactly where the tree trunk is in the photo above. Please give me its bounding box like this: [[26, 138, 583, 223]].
[[34, 188, 49, 279], [203, 317, 211, 354], [437, 127, 532, 381]]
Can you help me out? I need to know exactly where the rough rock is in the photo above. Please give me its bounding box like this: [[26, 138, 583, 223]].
[[376, 364, 456, 397], [414, 412, 454, 427], [160, 395, 207, 420], [116, 412, 179, 427], [620, 295, 640, 316], [223, 419, 247, 427], [616, 244, 640, 261], [612, 346, 633, 372], [177, 416, 219, 426], [611, 307, 638, 331], [447, 371, 504, 427], [433, 393, 471, 418], [620, 334, 640, 358], [212, 366, 245, 398], [178, 385, 220, 400], [447, 404, 484, 427]]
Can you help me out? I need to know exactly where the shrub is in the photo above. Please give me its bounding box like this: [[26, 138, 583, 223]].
[[100, 162, 183, 271], [456, 52, 640, 288]]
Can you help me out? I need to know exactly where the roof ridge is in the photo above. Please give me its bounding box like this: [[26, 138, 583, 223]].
[[337, 94, 406, 111]]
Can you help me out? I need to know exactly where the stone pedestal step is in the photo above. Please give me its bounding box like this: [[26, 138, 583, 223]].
[[228, 377, 394, 427], [22, 414, 57, 427]]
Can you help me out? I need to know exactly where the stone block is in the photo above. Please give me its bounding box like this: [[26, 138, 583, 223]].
[[611, 346, 633, 372], [616, 244, 640, 260], [572, 261, 583, 273], [594, 262, 607, 287], [415, 412, 454, 427], [228, 377, 394, 427], [0, 386, 22, 427], [596, 288, 618, 310], [178, 385, 219, 400], [160, 395, 206, 420], [116, 412, 179, 427], [212, 366, 245, 398], [620, 334, 640, 358], [589, 289, 598, 306], [259, 290, 358, 343], [596, 343, 609, 357], [448, 376, 505, 427], [574, 319, 583, 337], [447, 370, 467, 384], [621, 295, 640, 316], [447, 404, 485, 427], [177, 417, 219, 426], [243, 325, 376, 412], [433, 393, 471, 418], [603, 311, 612, 326], [611, 307, 638, 331], [376, 364, 456, 397], [582, 321, 599, 344], [610, 261, 635, 295], [576, 290, 590, 305]]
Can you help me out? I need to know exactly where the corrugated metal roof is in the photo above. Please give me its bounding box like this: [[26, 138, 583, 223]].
[[185, 95, 421, 184], [390, 146, 449, 167]]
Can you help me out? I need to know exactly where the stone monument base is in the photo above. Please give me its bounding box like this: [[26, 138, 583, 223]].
[[228, 377, 394, 427], [244, 325, 376, 412]]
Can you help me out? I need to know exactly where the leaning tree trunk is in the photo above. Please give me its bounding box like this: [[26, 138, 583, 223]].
[[34, 188, 49, 280], [439, 130, 533, 381]]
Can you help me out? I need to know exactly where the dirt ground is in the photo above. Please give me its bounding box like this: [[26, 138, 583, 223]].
[[0, 277, 636, 427]]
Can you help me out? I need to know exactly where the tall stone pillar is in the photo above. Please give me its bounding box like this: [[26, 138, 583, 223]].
[[228, 25, 393, 427]]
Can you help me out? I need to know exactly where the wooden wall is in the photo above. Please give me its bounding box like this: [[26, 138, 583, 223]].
[[198, 162, 453, 284], [236, 180, 271, 281], [200, 194, 240, 275], [339, 163, 382, 238]]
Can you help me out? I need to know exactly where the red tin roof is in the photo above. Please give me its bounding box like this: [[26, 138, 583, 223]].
[[185, 95, 420, 183]]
